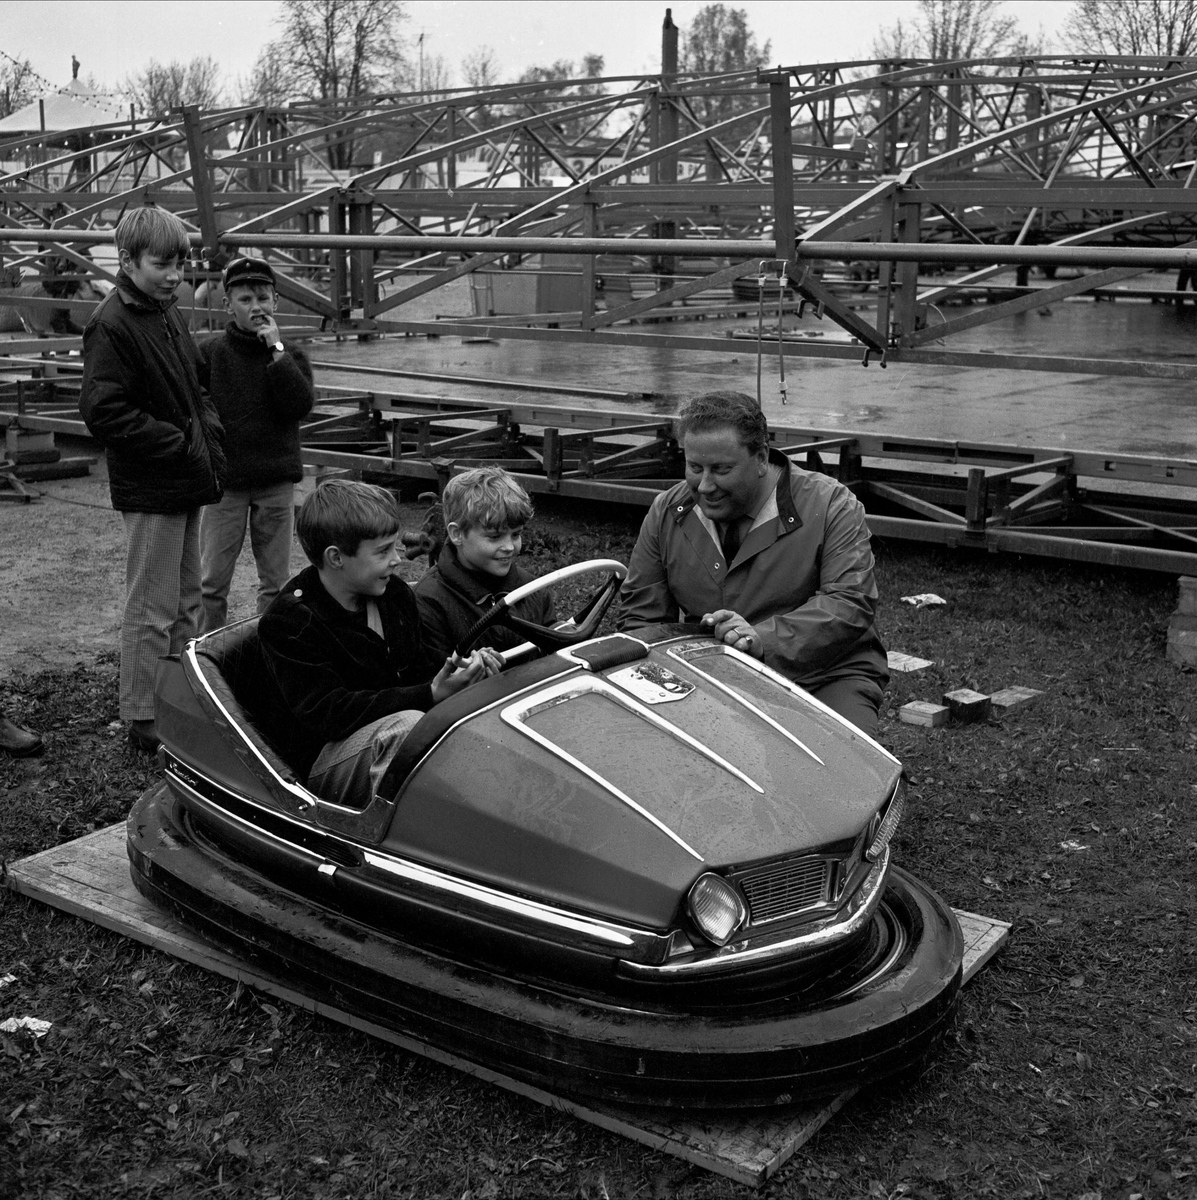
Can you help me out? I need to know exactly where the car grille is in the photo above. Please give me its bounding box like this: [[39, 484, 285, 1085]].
[[734, 857, 833, 925]]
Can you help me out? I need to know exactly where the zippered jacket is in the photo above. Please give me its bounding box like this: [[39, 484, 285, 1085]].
[[617, 451, 888, 692], [414, 542, 556, 661], [80, 272, 225, 512], [259, 566, 439, 778]]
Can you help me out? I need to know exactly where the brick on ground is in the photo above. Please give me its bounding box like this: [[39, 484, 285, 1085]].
[[943, 688, 992, 723], [989, 686, 1042, 711], [899, 701, 950, 728]]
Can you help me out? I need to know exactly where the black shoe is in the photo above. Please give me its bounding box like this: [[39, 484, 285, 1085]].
[[0, 715, 43, 757], [128, 720, 160, 754]]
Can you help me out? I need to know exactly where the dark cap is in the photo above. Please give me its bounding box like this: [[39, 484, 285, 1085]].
[[222, 256, 276, 290]]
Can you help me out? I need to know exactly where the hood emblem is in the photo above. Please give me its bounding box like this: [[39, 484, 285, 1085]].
[[609, 662, 695, 704]]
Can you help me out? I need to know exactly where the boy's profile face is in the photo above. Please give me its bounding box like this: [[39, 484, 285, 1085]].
[[449, 523, 522, 579], [323, 531, 402, 609], [120, 249, 185, 303], [224, 282, 277, 335]]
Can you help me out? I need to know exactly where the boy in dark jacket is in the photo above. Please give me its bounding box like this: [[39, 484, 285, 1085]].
[[414, 467, 555, 661], [260, 480, 500, 807], [198, 256, 315, 633], [79, 206, 225, 753]]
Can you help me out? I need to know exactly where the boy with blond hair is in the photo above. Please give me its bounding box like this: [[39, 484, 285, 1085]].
[[414, 466, 555, 660], [79, 206, 225, 753], [260, 479, 499, 807]]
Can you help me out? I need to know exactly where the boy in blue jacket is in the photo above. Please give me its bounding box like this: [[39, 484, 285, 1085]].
[[79, 206, 225, 753]]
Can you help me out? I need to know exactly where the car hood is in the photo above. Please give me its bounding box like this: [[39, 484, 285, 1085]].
[[383, 634, 901, 931]]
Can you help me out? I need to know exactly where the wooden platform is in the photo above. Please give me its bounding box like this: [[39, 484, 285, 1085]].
[[4, 824, 1010, 1188]]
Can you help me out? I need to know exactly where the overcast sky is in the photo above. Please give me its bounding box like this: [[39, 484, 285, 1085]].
[[5, 1, 1074, 96]]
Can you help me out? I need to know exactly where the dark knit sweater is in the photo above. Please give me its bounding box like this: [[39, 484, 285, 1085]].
[[198, 323, 314, 491]]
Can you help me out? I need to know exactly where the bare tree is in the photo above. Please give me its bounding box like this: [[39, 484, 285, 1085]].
[[266, 0, 409, 167], [872, 0, 1025, 61], [275, 0, 408, 102], [0, 53, 39, 119], [127, 57, 224, 117], [239, 49, 297, 108], [679, 5, 771, 129], [1063, 0, 1197, 56], [461, 46, 502, 91]]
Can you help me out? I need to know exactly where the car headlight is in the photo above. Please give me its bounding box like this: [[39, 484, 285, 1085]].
[[686, 873, 748, 946], [865, 777, 906, 862]]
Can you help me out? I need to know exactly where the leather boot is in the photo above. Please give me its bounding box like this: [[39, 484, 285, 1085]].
[[128, 719, 160, 754], [0, 714, 44, 757]]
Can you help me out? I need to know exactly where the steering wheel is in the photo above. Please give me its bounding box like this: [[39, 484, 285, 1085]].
[[453, 559, 628, 659]]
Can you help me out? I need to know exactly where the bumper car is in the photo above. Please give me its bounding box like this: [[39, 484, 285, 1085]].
[[129, 559, 963, 1110]]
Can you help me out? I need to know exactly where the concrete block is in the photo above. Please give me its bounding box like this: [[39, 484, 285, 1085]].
[[1167, 612, 1197, 667], [989, 686, 1043, 711], [899, 701, 950, 728], [5, 426, 58, 465], [1177, 576, 1197, 617], [888, 650, 934, 672], [943, 688, 992, 723]]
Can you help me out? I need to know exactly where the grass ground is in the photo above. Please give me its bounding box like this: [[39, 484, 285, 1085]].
[[1, 504, 1195, 1200]]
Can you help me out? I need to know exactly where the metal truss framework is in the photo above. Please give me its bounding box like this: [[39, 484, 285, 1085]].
[[3, 49, 1197, 573]]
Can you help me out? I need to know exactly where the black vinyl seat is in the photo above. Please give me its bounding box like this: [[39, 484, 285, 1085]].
[[192, 618, 304, 787]]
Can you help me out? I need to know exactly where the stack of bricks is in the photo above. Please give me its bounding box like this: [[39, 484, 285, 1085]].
[[1167, 576, 1197, 669]]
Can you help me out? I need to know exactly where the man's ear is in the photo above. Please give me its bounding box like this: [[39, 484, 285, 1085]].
[[323, 545, 344, 571], [755, 446, 769, 474], [117, 248, 133, 271], [446, 522, 464, 547]]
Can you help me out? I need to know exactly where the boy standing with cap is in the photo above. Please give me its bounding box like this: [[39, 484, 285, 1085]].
[[198, 255, 315, 633]]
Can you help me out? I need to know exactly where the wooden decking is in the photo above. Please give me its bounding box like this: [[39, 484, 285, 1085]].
[[5, 823, 1009, 1188]]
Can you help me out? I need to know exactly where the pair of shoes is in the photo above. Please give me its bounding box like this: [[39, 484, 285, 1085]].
[[128, 720, 160, 755], [0, 715, 43, 758]]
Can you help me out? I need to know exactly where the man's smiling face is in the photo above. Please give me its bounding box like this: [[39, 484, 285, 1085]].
[[683, 426, 769, 523]]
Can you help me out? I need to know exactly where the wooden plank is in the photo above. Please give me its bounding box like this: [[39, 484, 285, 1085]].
[[6, 825, 1009, 1188]]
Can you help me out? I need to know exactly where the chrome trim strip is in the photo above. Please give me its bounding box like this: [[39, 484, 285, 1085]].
[[185, 637, 317, 810], [506, 675, 761, 795], [164, 766, 327, 868], [666, 645, 825, 767], [667, 640, 900, 765], [618, 848, 891, 979], [163, 760, 656, 957], [360, 851, 640, 948], [501, 702, 705, 861]]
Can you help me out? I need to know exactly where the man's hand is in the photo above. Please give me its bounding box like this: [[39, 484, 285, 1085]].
[[701, 609, 764, 658], [430, 647, 503, 702]]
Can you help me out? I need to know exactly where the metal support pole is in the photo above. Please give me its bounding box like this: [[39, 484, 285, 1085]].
[[581, 201, 597, 329], [446, 107, 456, 190], [653, 9, 679, 284], [764, 72, 796, 264], [180, 105, 219, 265], [348, 189, 374, 312], [893, 201, 922, 346], [328, 193, 350, 319]]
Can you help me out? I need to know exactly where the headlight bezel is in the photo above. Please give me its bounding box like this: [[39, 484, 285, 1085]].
[[686, 872, 749, 947]]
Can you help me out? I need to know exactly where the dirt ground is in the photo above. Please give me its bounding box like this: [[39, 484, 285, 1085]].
[[0, 438, 312, 676], [3, 441, 1197, 1199]]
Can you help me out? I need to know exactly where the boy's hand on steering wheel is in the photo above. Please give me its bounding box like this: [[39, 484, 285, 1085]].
[[430, 648, 502, 703]]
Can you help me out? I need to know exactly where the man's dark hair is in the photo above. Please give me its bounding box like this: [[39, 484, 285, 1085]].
[[676, 391, 769, 455]]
